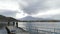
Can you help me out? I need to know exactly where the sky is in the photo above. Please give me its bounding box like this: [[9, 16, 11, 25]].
[[0, 0, 60, 20]]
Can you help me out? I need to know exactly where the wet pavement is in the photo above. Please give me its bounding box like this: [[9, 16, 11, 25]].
[[7, 26, 29, 34], [0, 27, 7, 34]]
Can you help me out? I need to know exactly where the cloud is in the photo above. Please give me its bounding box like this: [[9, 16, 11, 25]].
[[31, 8, 60, 18], [0, 10, 17, 17], [0, 0, 60, 19], [0, 1, 19, 11], [16, 10, 28, 19], [18, 0, 60, 19], [0, 0, 20, 18], [21, 0, 60, 15], [21, 0, 45, 14], [0, 0, 28, 19]]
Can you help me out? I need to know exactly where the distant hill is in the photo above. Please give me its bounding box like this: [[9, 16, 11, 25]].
[[0, 15, 18, 22]]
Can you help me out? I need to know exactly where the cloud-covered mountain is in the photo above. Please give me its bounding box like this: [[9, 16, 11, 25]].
[[18, 16, 52, 21]]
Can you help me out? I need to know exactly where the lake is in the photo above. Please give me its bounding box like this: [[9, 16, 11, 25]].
[[18, 22, 60, 33]]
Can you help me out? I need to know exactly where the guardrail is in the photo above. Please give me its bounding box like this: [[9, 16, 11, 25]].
[[18, 22, 60, 34], [20, 27, 60, 34]]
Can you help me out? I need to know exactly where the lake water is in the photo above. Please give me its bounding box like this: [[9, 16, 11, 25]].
[[18, 22, 60, 33]]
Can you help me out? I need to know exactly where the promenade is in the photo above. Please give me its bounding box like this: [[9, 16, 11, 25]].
[[7, 26, 29, 34]]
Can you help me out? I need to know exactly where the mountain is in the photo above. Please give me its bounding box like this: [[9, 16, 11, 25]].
[[18, 16, 52, 21]]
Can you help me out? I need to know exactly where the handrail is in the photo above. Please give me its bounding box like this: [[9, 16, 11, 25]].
[[19, 27, 60, 34]]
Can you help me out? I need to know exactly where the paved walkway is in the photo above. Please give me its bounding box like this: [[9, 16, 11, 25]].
[[7, 26, 29, 34], [0, 27, 7, 34], [1, 26, 60, 34]]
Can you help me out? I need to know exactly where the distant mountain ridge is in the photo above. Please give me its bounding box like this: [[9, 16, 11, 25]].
[[18, 16, 52, 21]]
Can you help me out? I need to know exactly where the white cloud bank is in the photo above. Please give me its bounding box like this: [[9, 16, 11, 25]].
[[16, 9, 28, 19]]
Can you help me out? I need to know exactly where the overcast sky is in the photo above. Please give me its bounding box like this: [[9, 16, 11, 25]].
[[0, 0, 60, 20]]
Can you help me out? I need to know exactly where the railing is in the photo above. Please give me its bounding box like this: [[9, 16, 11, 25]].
[[20, 27, 60, 34], [18, 22, 60, 34]]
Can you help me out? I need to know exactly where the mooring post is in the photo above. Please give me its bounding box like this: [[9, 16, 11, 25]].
[[54, 28, 55, 34]]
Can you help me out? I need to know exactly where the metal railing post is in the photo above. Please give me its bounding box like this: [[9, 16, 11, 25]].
[[37, 29, 38, 34], [54, 28, 55, 34]]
